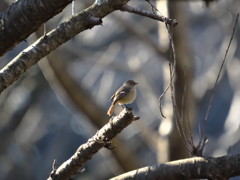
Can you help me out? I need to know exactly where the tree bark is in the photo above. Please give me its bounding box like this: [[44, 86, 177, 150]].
[[47, 108, 139, 180], [110, 154, 240, 180], [0, 0, 73, 56], [0, 0, 130, 93]]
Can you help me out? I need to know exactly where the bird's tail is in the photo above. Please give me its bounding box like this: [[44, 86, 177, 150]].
[[107, 102, 116, 116]]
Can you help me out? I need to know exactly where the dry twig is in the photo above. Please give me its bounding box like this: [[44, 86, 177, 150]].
[[198, 13, 239, 153], [120, 5, 178, 26]]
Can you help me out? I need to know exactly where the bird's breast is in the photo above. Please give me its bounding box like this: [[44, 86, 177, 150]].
[[118, 88, 136, 105]]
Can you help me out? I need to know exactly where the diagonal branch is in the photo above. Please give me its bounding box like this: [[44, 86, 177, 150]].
[[0, 0, 130, 94], [120, 5, 178, 26], [47, 108, 139, 180], [39, 52, 141, 171], [199, 14, 239, 148], [110, 154, 240, 180], [0, 0, 73, 56]]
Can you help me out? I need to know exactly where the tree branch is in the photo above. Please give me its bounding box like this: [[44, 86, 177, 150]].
[[0, 0, 130, 94], [47, 108, 139, 180], [110, 154, 240, 180], [40, 53, 141, 171], [120, 5, 178, 26], [0, 0, 73, 56]]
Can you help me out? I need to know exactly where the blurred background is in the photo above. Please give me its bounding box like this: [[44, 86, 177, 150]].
[[0, 0, 239, 179]]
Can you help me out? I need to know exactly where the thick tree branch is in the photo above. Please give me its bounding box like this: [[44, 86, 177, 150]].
[[110, 154, 240, 180], [47, 108, 139, 180], [0, 0, 73, 56], [0, 0, 130, 94]]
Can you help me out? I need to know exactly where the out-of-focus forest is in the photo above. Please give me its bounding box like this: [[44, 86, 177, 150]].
[[0, 0, 239, 179]]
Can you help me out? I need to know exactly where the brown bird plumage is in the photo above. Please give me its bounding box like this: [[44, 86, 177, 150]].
[[107, 80, 137, 116]]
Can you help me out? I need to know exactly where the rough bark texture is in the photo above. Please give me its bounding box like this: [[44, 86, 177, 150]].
[[110, 154, 240, 180], [0, 0, 130, 94], [0, 0, 73, 56], [47, 108, 139, 180]]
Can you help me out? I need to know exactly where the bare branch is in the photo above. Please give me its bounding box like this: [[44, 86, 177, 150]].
[[120, 5, 178, 26], [159, 87, 169, 118], [39, 52, 141, 170], [165, 24, 189, 148], [110, 154, 240, 180], [164, 17, 196, 157], [0, 0, 73, 56], [199, 13, 239, 148], [113, 15, 169, 60], [47, 108, 139, 180], [0, 0, 130, 94]]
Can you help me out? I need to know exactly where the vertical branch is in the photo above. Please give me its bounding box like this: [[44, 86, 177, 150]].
[[166, 25, 190, 150], [72, 0, 75, 15], [167, 1, 196, 159], [198, 13, 239, 150]]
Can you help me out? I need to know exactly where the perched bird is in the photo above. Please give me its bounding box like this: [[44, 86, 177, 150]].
[[107, 80, 138, 116]]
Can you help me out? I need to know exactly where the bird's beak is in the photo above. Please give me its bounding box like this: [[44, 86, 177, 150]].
[[134, 82, 138, 85]]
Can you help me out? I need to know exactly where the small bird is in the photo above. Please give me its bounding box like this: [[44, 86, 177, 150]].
[[107, 80, 138, 116]]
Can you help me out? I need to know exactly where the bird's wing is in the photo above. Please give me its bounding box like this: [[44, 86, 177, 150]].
[[109, 93, 115, 102], [113, 86, 131, 102]]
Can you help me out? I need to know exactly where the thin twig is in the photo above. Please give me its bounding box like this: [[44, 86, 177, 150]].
[[72, 0, 75, 15], [145, 0, 159, 17], [165, 20, 197, 155], [186, 106, 195, 154], [120, 5, 178, 26], [43, 23, 47, 37], [159, 83, 170, 118], [165, 23, 189, 148], [159, 22, 177, 118], [181, 85, 193, 147], [165, 23, 178, 118], [199, 13, 239, 146], [181, 71, 198, 155], [50, 159, 57, 178]]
